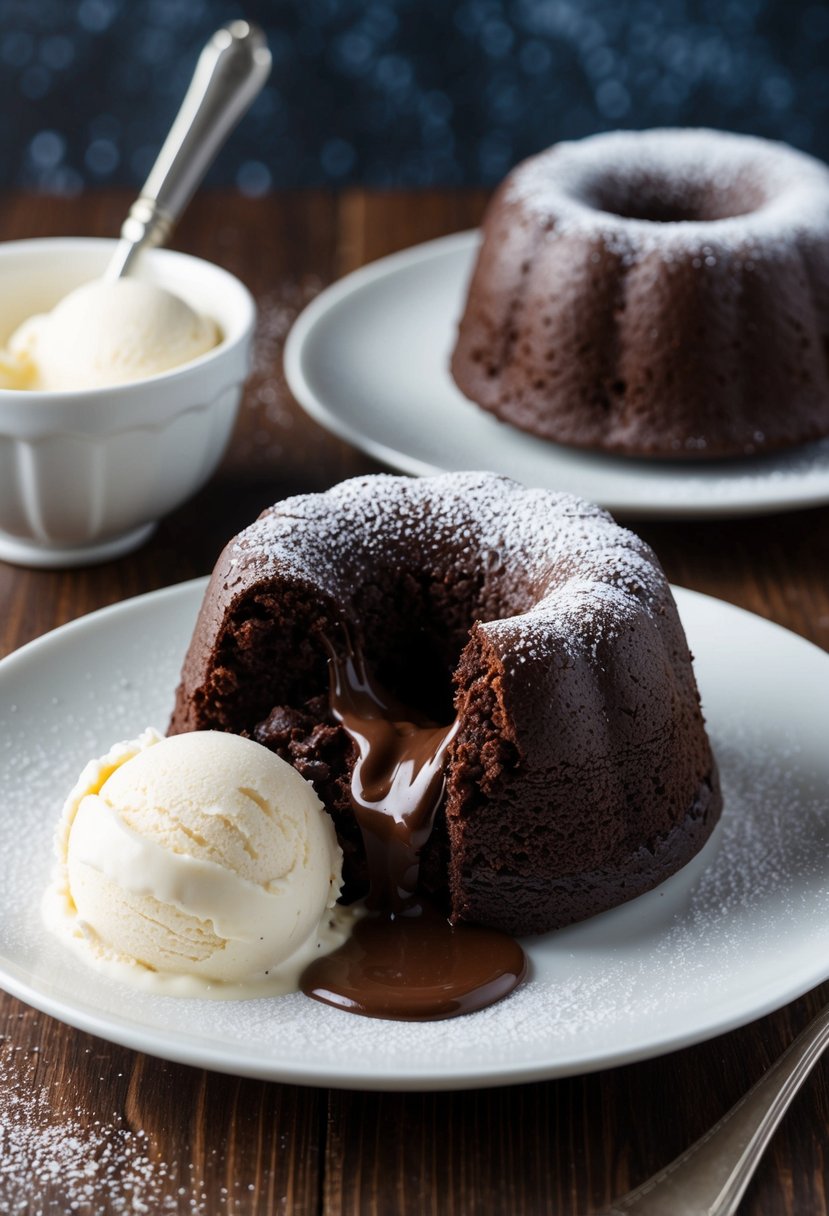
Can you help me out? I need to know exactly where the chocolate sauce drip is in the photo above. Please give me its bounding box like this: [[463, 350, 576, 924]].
[[301, 900, 526, 1021], [301, 632, 527, 1021], [325, 642, 459, 913]]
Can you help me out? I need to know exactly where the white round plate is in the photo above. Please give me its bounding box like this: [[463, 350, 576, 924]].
[[1, 580, 828, 1091], [284, 231, 829, 519]]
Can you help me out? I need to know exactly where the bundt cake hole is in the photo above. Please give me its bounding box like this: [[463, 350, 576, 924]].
[[579, 171, 768, 224]]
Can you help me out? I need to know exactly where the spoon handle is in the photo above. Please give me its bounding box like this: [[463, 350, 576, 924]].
[[107, 20, 272, 279], [606, 1001, 829, 1216]]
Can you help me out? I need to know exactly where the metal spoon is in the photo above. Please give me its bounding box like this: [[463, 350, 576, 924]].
[[604, 1000, 829, 1215], [105, 19, 272, 281]]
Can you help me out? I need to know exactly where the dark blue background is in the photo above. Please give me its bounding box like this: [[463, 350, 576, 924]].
[[1, 0, 827, 193]]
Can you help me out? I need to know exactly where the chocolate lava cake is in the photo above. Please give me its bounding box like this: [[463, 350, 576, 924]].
[[451, 129, 829, 459], [169, 472, 721, 935]]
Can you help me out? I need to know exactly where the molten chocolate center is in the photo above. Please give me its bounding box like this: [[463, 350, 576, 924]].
[[300, 635, 527, 1021]]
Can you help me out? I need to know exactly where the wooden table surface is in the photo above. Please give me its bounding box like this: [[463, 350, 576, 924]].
[[1, 190, 828, 1215]]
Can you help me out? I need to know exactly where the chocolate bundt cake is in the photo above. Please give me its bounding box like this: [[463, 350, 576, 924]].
[[451, 129, 829, 459], [169, 472, 721, 935]]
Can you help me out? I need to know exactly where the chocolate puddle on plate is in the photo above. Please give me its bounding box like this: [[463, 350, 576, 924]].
[[300, 633, 527, 1021]]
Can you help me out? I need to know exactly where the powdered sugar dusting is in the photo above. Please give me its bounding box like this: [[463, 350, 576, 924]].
[[0, 1039, 210, 1212], [1, 580, 828, 1091], [234, 279, 324, 466], [507, 128, 829, 260], [228, 471, 667, 664]]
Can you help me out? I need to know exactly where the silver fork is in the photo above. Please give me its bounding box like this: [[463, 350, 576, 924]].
[[604, 1000, 829, 1215]]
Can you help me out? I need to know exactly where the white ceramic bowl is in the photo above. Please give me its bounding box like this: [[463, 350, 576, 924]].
[[0, 238, 255, 568]]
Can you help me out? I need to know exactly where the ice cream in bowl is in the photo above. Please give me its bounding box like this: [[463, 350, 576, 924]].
[[0, 236, 255, 568], [0, 276, 220, 392]]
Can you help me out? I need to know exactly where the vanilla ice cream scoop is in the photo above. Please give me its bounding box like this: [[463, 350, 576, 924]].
[[47, 729, 347, 994], [7, 277, 219, 391]]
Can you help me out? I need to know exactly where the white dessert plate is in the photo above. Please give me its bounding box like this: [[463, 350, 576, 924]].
[[284, 231, 829, 519], [1, 579, 828, 1091]]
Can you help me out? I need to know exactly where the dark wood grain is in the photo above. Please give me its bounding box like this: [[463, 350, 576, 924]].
[[1, 190, 828, 1215]]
